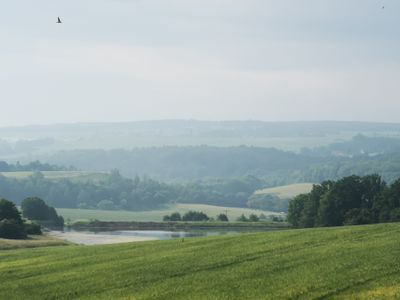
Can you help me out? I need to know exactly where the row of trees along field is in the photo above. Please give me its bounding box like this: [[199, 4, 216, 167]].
[[288, 174, 400, 228], [0, 160, 72, 172]]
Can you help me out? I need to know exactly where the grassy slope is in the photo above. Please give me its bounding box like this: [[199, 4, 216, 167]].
[[1, 223, 399, 299], [58, 203, 281, 223], [0, 235, 70, 250], [254, 183, 314, 199]]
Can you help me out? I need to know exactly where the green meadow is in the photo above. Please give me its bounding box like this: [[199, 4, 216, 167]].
[[57, 203, 280, 223], [1, 223, 399, 299]]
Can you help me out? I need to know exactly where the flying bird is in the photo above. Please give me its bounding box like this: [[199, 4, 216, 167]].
[[57, 17, 62, 24]]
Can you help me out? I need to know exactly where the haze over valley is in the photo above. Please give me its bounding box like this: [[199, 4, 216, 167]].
[[1, 1, 400, 299]]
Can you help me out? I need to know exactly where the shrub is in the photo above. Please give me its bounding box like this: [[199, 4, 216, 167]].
[[237, 214, 247, 222], [0, 199, 23, 223], [163, 212, 182, 221], [21, 197, 64, 228], [249, 214, 260, 222], [0, 219, 26, 239], [216, 214, 229, 222], [182, 211, 209, 222], [24, 223, 42, 235], [97, 200, 116, 210]]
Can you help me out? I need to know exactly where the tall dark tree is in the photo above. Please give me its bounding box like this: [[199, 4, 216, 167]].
[[21, 197, 49, 220], [0, 199, 23, 224], [21, 197, 64, 227], [0, 199, 26, 239], [288, 174, 400, 228]]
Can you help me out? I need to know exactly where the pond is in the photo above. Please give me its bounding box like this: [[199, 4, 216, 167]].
[[49, 229, 241, 245]]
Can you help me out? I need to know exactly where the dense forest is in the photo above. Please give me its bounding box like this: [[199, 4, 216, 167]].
[[287, 174, 400, 228], [3, 134, 400, 213], [0, 171, 176, 211], [0, 171, 273, 211], [39, 135, 400, 184]]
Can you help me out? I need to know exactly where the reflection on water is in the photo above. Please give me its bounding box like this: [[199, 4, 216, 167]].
[[49, 229, 240, 245]]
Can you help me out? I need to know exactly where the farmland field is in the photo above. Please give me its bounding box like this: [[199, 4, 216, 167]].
[[0, 171, 108, 182], [57, 203, 281, 223], [254, 183, 314, 199], [0, 223, 399, 299]]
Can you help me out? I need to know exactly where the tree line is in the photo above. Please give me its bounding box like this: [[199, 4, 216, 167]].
[[37, 136, 400, 185], [0, 160, 72, 172], [0, 171, 285, 211], [287, 174, 400, 228]]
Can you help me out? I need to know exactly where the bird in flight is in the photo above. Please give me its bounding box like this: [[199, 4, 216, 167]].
[[57, 17, 62, 24]]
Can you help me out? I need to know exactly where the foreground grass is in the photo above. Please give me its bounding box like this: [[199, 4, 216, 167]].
[[1, 223, 399, 299], [58, 203, 280, 223], [0, 234, 70, 250]]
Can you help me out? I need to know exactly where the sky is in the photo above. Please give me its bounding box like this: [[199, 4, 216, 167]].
[[0, 0, 399, 126]]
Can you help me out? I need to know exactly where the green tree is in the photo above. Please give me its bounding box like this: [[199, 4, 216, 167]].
[[97, 200, 116, 210], [0, 199, 23, 223], [169, 212, 182, 221], [0, 199, 26, 239], [21, 197, 49, 220], [182, 211, 209, 221], [21, 197, 64, 227], [216, 213, 229, 222], [249, 214, 260, 222], [0, 219, 26, 239], [237, 214, 248, 222], [287, 194, 307, 228]]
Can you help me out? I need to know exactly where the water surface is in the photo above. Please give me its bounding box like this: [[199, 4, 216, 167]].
[[50, 229, 239, 245]]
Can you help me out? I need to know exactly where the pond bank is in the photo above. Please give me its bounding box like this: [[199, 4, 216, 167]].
[[70, 220, 291, 231], [49, 231, 158, 245]]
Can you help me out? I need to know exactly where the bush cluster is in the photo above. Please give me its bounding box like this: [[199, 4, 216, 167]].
[[0, 199, 26, 239], [288, 174, 400, 228], [21, 197, 64, 228], [163, 211, 210, 222]]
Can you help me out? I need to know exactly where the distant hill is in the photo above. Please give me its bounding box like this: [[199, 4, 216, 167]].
[[2, 122, 400, 184], [1, 120, 400, 158]]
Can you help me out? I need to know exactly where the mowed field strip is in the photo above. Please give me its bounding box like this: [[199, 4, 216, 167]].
[[0, 171, 108, 182], [0, 223, 399, 299], [253, 183, 314, 199]]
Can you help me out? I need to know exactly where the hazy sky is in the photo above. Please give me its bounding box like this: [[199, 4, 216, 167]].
[[1, 0, 399, 126]]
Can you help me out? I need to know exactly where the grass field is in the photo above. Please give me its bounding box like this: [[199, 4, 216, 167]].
[[254, 183, 314, 199], [0, 235, 70, 250], [0, 171, 108, 182], [0, 223, 399, 299], [57, 204, 281, 223]]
